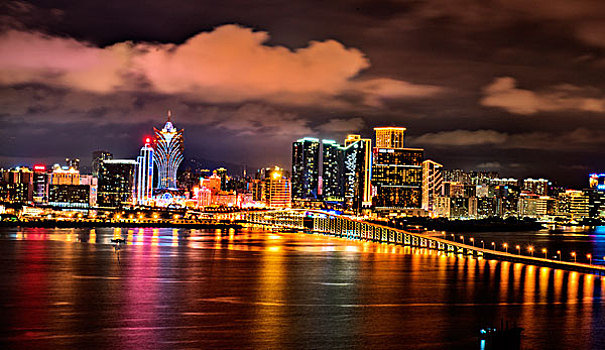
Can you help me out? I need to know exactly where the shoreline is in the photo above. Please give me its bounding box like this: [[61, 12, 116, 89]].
[[0, 220, 243, 230]]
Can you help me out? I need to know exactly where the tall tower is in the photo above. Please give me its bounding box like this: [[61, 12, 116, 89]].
[[343, 134, 373, 210], [136, 138, 154, 205], [291, 137, 320, 199], [422, 159, 443, 213], [322, 140, 345, 201], [372, 127, 423, 210], [154, 111, 184, 189]]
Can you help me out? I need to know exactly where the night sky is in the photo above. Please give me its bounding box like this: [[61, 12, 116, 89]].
[[2, 0, 605, 186]]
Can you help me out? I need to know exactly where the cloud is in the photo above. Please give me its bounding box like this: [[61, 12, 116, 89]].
[[413, 129, 508, 146], [210, 103, 313, 137], [413, 128, 605, 150], [480, 77, 605, 114], [476, 162, 502, 170], [0, 30, 135, 92], [0, 25, 442, 107], [316, 117, 365, 133]]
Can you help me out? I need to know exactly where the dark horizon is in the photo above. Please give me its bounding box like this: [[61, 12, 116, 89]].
[[2, 0, 605, 188]]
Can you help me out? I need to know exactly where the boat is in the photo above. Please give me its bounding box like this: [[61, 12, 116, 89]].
[[111, 238, 126, 244], [478, 320, 523, 349]]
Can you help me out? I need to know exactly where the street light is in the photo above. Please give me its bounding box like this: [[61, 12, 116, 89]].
[[557, 250, 561, 261], [491, 242, 496, 250], [587, 254, 592, 265], [571, 251, 576, 263], [516, 245, 521, 255], [542, 248, 547, 259], [460, 235, 465, 244], [481, 240, 485, 249], [470, 238, 474, 247], [528, 246, 534, 257], [503, 243, 508, 253]]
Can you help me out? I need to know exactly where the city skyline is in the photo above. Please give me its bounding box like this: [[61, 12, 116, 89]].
[[2, 1, 605, 187]]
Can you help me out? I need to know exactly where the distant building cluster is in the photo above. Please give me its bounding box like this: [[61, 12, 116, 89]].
[[0, 111, 292, 212], [1, 117, 605, 222]]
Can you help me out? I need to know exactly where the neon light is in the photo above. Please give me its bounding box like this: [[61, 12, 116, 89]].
[[153, 115, 184, 189], [33, 165, 46, 171]]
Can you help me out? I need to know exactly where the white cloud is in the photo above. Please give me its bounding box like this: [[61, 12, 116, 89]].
[[480, 77, 605, 115], [0, 25, 443, 107]]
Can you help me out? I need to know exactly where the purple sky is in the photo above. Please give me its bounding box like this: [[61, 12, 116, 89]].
[[2, 0, 605, 186]]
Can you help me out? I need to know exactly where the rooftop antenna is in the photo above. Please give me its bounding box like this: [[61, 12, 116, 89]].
[[167, 110, 172, 122]]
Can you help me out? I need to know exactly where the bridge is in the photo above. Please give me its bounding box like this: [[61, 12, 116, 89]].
[[244, 209, 605, 276]]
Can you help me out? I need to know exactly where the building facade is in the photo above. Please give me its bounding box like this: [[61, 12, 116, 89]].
[[292, 137, 320, 199], [372, 127, 423, 210], [97, 159, 136, 208], [422, 160, 443, 214], [92, 151, 113, 177], [135, 139, 154, 205], [154, 112, 184, 189]]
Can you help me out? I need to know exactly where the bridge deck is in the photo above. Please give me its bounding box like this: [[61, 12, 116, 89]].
[[245, 209, 605, 276]]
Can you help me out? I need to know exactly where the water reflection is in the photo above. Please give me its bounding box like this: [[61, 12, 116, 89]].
[[0, 226, 604, 349]]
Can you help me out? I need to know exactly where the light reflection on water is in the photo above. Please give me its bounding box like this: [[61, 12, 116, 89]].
[[0, 226, 604, 349]]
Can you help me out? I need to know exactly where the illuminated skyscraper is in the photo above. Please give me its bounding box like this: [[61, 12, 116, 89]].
[[264, 166, 291, 208], [135, 138, 154, 205], [154, 111, 184, 189], [32, 164, 49, 203], [522, 178, 549, 195], [589, 173, 605, 190], [97, 160, 136, 208], [65, 158, 80, 171], [92, 151, 113, 177], [372, 127, 423, 210], [375, 127, 406, 148], [422, 160, 443, 213], [322, 140, 344, 201], [292, 137, 320, 199], [343, 134, 372, 210]]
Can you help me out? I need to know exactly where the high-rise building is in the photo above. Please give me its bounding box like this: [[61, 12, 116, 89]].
[[492, 178, 519, 187], [135, 138, 154, 205], [517, 193, 555, 218], [375, 127, 406, 148], [372, 127, 423, 210], [154, 111, 184, 189], [48, 174, 96, 208], [50, 166, 80, 185], [97, 159, 136, 208], [422, 160, 443, 213], [49, 185, 90, 208], [32, 164, 49, 204], [0, 167, 34, 203], [215, 167, 229, 191], [292, 137, 320, 199], [557, 190, 589, 219], [322, 140, 344, 201], [265, 166, 291, 208], [523, 178, 549, 195], [65, 158, 80, 171], [92, 151, 113, 177], [589, 173, 605, 190], [341, 134, 373, 210]]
